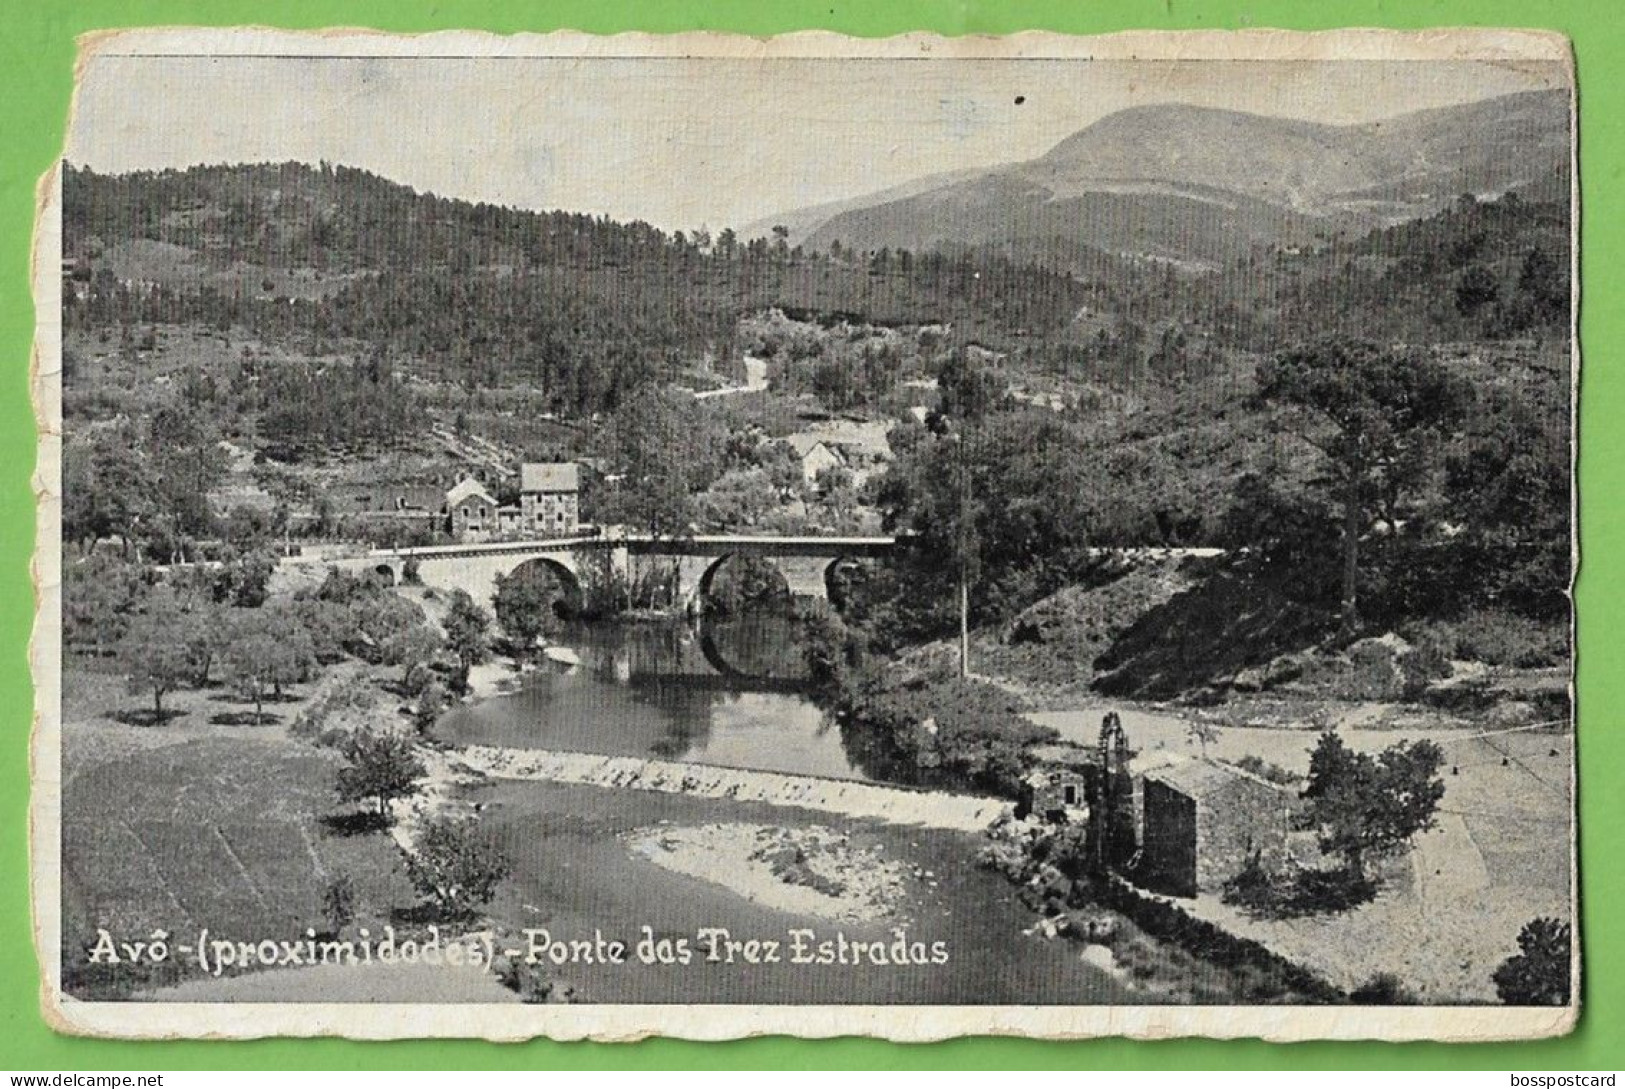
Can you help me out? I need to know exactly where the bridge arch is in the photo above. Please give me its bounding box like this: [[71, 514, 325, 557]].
[[406, 546, 587, 612], [823, 556, 872, 609], [695, 553, 732, 609], [693, 553, 794, 614], [687, 552, 870, 614], [505, 555, 585, 617]]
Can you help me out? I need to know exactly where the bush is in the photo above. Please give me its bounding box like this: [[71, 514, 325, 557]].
[[1046, 825, 1094, 879], [1233, 754, 1300, 787], [1350, 972, 1419, 1004], [413, 680, 450, 735], [292, 675, 389, 747], [1221, 852, 1280, 912], [1493, 917, 1572, 1006], [830, 663, 1054, 798], [1398, 639, 1453, 698], [322, 875, 356, 935], [496, 954, 578, 1004], [1408, 610, 1568, 669]]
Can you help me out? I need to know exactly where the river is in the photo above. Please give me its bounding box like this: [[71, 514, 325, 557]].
[[434, 611, 1142, 1004], [435, 612, 871, 781]]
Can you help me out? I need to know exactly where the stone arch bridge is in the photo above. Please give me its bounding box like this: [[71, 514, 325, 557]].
[[349, 533, 900, 613]]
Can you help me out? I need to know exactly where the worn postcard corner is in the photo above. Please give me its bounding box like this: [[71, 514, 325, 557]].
[[32, 25, 1578, 1042]]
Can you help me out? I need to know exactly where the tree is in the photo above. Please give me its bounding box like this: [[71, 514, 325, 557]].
[[1301, 731, 1445, 884], [1256, 340, 1471, 637], [176, 593, 224, 685], [405, 815, 513, 920], [594, 385, 722, 537], [213, 548, 278, 607], [936, 349, 1005, 425], [335, 729, 425, 822], [222, 505, 288, 552], [704, 554, 790, 616], [348, 591, 427, 660], [118, 591, 202, 723], [322, 875, 356, 936], [1444, 386, 1570, 619], [441, 589, 491, 688], [63, 425, 158, 556], [220, 607, 317, 723], [64, 553, 152, 656], [801, 600, 860, 696], [381, 620, 443, 686], [1492, 917, 1572, 1006], [146, 400, 228, 554], [763, 445, 807, 502], [413, 680, 449, 735], [1454, 264, 1500, 315], [493, 564, 567, 647], [1516, 247, 1568, 326], [715, 226, 737, 260], [1187, 719, 1220, 757], [874, 410, 1098, 641]]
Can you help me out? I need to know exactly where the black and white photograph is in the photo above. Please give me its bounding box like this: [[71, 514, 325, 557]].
[[33, 28, 1577, 1041]]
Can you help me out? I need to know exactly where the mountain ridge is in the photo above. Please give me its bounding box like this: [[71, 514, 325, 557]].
[[772, 90, 1567, 269]]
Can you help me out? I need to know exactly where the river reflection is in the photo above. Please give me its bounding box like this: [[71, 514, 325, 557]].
[[434, 614, 872, 781]]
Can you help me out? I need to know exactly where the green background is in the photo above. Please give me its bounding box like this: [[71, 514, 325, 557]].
[[1, 0, 1617, 1071]]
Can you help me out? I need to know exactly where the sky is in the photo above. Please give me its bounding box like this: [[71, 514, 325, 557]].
[[66, 55, 1566, 232]]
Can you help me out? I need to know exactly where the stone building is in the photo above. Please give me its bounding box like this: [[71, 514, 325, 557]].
[[1022, 712, 1137, 868], [519, 462, 581, 536], [1021, 766, 1090, 824], [446, 477, 497, 539], [1139, 759, 1297, 898]]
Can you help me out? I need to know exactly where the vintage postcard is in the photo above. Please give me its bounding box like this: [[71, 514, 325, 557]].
[[31, 27, 1578, 1041]]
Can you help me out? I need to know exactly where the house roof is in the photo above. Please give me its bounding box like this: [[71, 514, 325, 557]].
[[521, 462, 580, 493], [445, 477, 494, 506], [782, 435, 841, 460], [1030, 742, 1101, 771], [1144, 758, 1290, 800]]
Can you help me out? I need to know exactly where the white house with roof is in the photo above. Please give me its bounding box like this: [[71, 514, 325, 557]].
[[780, 435, 845, 484]]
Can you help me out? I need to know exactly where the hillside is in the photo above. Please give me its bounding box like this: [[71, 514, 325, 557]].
[[786, 91, 1568, 270], [61, 162, 1101, 416]]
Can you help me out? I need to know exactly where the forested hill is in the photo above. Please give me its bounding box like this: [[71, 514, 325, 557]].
[[1137, 190, 1572, 357], [66, 160, 694, 274], [62, 160, 1570, 415], [61, 161, 1112, 413]]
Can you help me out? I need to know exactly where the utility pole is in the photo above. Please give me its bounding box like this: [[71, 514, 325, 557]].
[[959, 558, 970, 678], [956, 424, 973, 679]]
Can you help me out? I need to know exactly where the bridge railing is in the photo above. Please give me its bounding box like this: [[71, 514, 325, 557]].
[[372, 532, 903, 560]]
